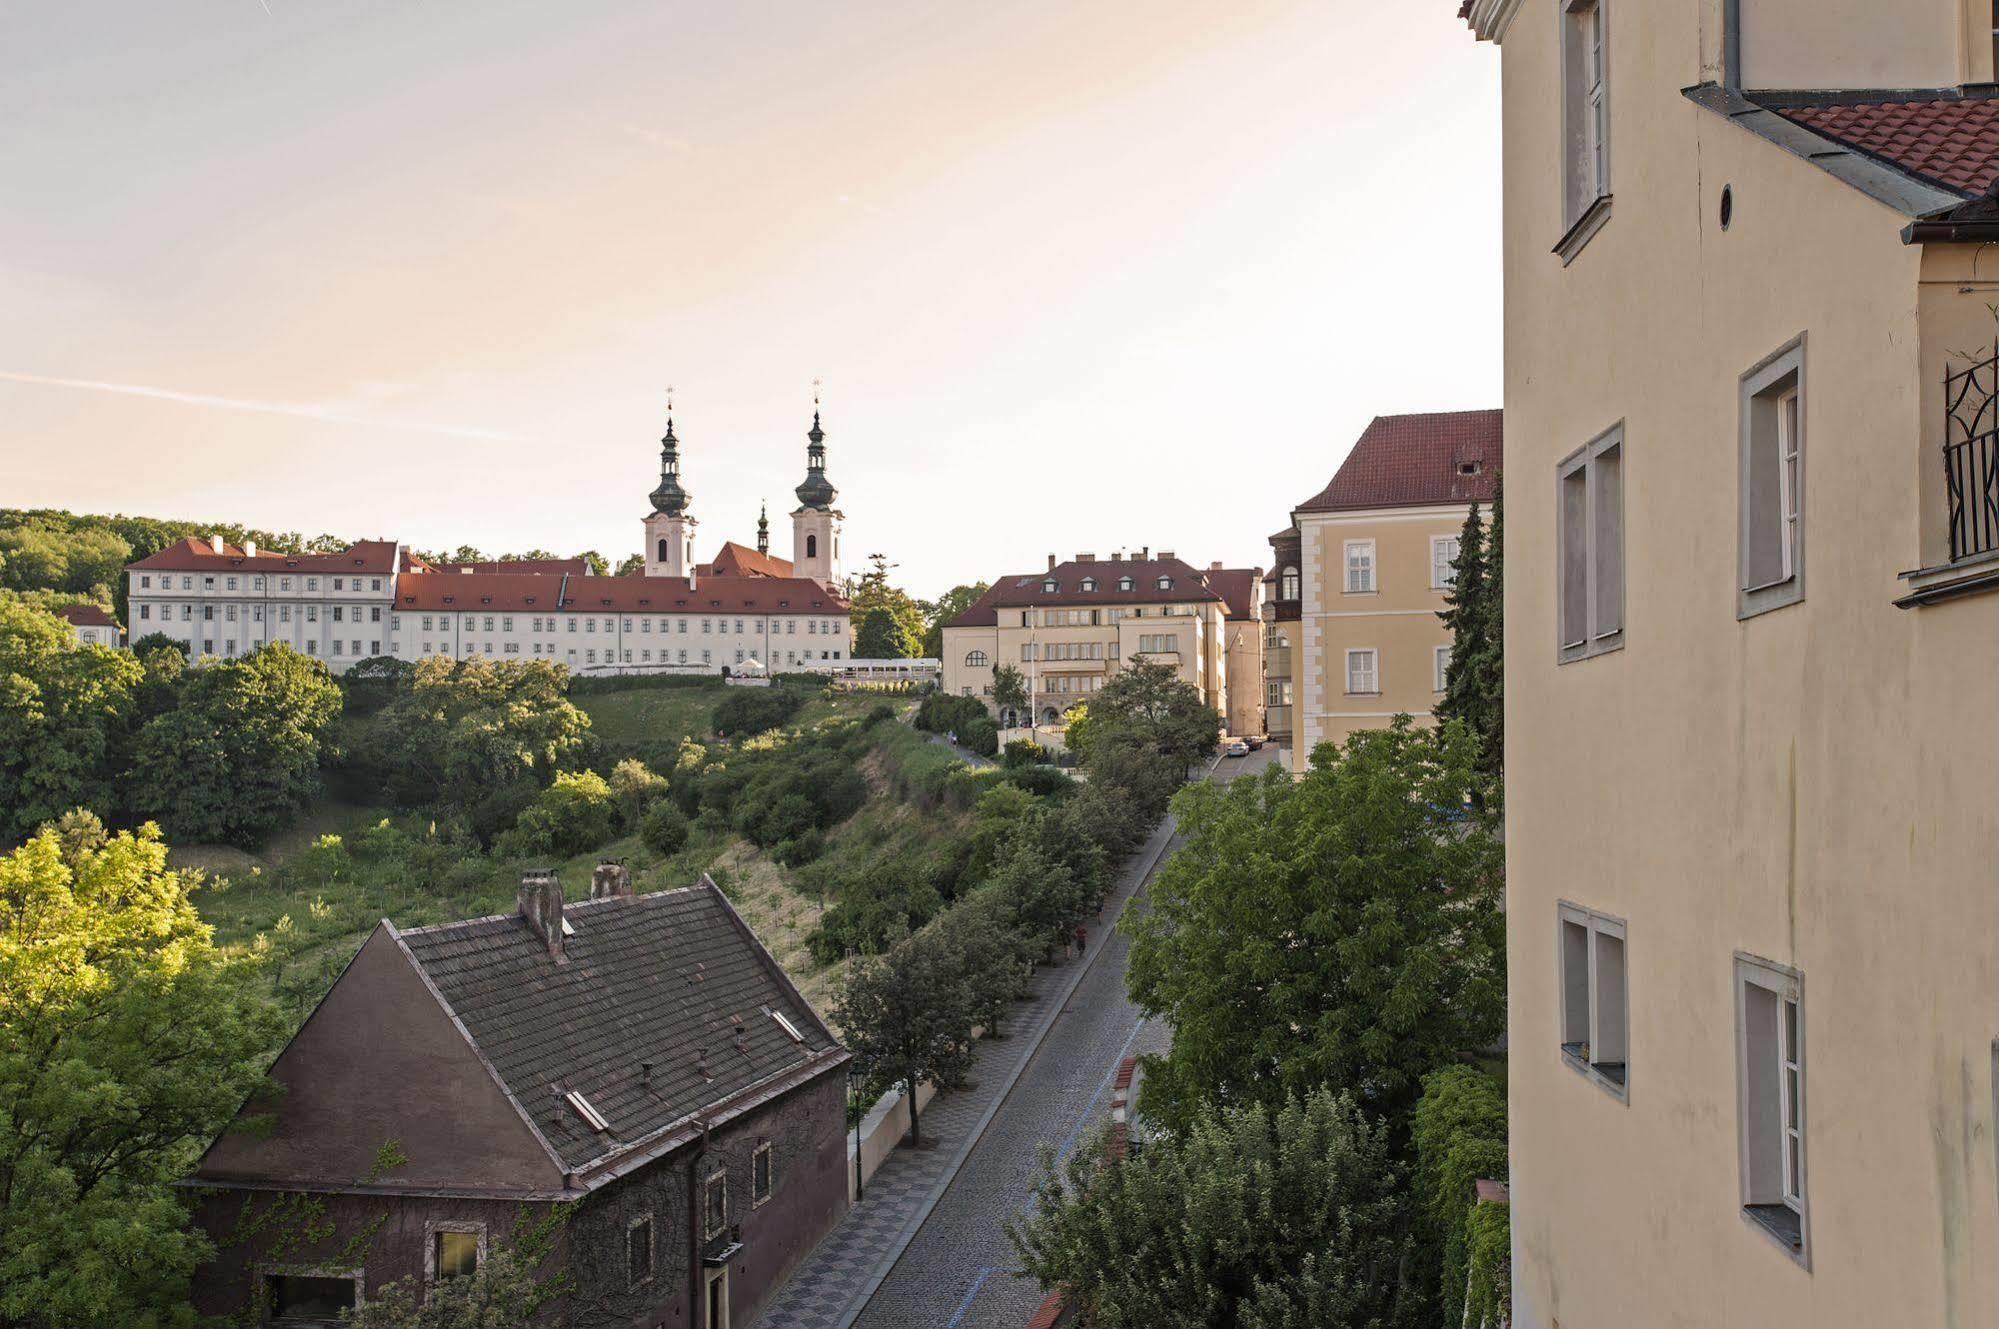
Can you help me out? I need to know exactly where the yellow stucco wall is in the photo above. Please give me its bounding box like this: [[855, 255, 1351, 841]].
[[1495, 3, 1999, 1326]]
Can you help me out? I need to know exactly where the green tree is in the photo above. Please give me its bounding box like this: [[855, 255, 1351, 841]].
[[344, 1248, 560, 1328], [1435, 476, 1502, 790], [579, 549, 609, 576], [854, 606, 919, 659], [1125, 719, 1504, 1135], [0, 601, 142, 841], [355, 657, 591, 809], [640, 800, 690, 856], [607, 757, 668, 828], [130, 644, 342, 847], [0, 824, 283, 1329], [833, 926, 975, 1147], [933, 888, 1035, 1038], [921, 581, 990, 657], [1411, 1066, 1509, 1328], [496, 769, 618, 859], [1073, 658, 1219, 771], [1007, 1089, 1416, 1329], [614, 552, 645, 576], [990, 663, 1028, 723], [847, 554, 927, 653]]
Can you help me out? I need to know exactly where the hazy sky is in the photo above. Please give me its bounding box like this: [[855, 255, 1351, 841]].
[[1, 1, 1500, 597]]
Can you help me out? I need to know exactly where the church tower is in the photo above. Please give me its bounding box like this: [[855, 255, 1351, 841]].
[[643, 405, 697, 578], [790, 402, 842, 587]]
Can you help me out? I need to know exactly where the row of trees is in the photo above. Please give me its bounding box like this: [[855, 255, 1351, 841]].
[[1008, 511, 1511, 1327]]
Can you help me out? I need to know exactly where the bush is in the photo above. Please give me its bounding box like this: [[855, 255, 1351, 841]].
[[712, 686, 802, 736], [641, 800, 690, 856], [496, 769, 617, 859], [607, 757, 668, 828], [807, 861, 945, 963], [1412, 1065, 1509, 1328], [915, 692, 987, 735], [1001, 738, 1050, 768], [961, 717, 999, 757], [1001, 764, 1073, 798]]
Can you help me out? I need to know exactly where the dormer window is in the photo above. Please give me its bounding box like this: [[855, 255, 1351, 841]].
[[1080, 577, 1097, 592], [1459, 460, 1482, 476], [1155, 576, 1173, 591], [1043, 579, 1058, 593], [1117, 576, 1135, 592]]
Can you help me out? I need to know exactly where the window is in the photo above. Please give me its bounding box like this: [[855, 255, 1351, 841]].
[[806, 533, 818, 559], [1343, 541, 1375, 593], [1021, 643, 1035, 662], [1155, 575, 1172, 590], [1736, 955, 1807, 1259], [265, 1273, 357, 1323], [753, 1141, 774, 1206], [140, 575, 151, 588], [1279, 565, 1299, 600], [1137, 633, 1178, 655], [1344, 648, 1378, 694], [1434, 643, 1451, 693], [1432, 535, 1462, 589], [965, 650, 988, 668], [1557, 426, 1624, 662], [1043, 579, 1058, 593], [333, 578, 344, 591], [430, 1226, 482, 1281], [627, 1215, 654, 1286], [1265, 678, 1292, 707], [1561, 0, 1612, 250], [1117, 576, 1134, 591], [1739, 338, 1806, 618], [139, 605, 151, 620], [704, 1171, 728, 1239], [1558, 905, 1627, 1097], [1080, 577, 1097, 592], [226, 575, 237, 590]]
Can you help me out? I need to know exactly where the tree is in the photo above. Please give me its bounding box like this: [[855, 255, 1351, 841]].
[[579, 549, 609, 576], [345, 1248, 561, 1329], [0, 601, 142, 841], [1436, 476, 1502, 790], [1411, 1066, 1509, 1328], [0, 824, 283, 1329], [987, 842, 1087, 952], [921, 581, 990, 657], [990, 663, 1028, 724], [354, 657, 591, 810], [130, 644, 342, 847], [854, 606, 919, 659], [640, 800, 690, 856], [1124, 719, 1504, 1135], [833, 926, 976, 1147], [496, 769, 618, 859], [934, 888, 1035, 1038], [1072, 659, 1218, 771], [1008, 1089, 1416, 1329], [607, 757, 668, 828], [847, 554, 927, 654], [614, 552, 645, 577]]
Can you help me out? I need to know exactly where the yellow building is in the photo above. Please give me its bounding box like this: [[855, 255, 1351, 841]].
[[939, 550, 1263, 738], [1462, 0, 1999, 1323], [1268, 409, 1502, 771]]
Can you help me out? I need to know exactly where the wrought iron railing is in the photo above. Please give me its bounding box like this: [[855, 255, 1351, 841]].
[[1945, 344, 1999, 562]]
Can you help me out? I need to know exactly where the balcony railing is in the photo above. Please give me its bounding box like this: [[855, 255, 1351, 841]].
[[1945, 345, 1999, 563]]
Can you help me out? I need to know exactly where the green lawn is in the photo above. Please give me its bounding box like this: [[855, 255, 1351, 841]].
[[576, 681, 726, 750]]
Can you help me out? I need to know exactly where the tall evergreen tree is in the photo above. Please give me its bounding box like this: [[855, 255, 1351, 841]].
[[1436, 477, 1503, 785]]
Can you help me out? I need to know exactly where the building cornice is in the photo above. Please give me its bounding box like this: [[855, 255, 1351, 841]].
[[1463, 0, 1524, 43]]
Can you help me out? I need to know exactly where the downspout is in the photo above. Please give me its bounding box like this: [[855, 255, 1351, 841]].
[[687, 1117, 709, 1328]]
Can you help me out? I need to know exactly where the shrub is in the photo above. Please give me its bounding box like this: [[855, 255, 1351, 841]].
[[1001, 738, 1050, 768], [1412, 1065, 1509, 1328], [641, 801, 690, 856], [712, 686, 802, 736], [496, 769, 617, 859], [914, 692, 987, 736], [1001, 764, 1073, 798], [807, 861, 946, 963], [607, 757, 668, 828], [961, 717, 999, 757]]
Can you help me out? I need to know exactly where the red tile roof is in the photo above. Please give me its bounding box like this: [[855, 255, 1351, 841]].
[[944, 555, 1253, 629], [700, 541, 794, 579], [128, 537, 413, 575], [1204, 566, 1264, 620], [941, 581, 1005, 630], [436, 558, 589, 576], [391, 571, 847, 615], [56, 603, 117, 627], [1778, 97, 1999, 198], [1296, 409, 1503, 514]]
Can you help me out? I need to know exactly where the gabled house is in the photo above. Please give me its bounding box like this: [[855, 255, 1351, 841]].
[[184, 867, 849, 1328]]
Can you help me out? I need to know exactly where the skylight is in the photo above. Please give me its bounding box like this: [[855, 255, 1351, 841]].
[[560, 917, 575, 937], [770, 1010, 805, 1043], [565, 1089, 610, 1132]]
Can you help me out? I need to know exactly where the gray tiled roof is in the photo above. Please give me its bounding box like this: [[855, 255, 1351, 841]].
[[396, 880, 841, 1176]]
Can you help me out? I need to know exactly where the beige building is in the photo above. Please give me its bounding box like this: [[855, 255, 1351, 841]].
[[1267, 410, 1502, 771], [1462, 0, 1999, 1324], [939, 550, 1263, 736]]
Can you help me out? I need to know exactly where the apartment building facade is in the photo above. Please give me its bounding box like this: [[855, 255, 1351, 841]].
[[1463, 0, 1999, 1323], [1267, 410, 1501, 771], [939, 551, 1263, 734]]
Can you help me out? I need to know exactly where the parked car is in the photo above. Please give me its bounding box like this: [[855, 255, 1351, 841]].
[[1224, 739, 1250, 757], [1246, 734, 1266, 750]]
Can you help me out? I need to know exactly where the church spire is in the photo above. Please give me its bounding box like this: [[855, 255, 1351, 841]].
[[757, 501, 770, 555], [648, 390, 691, 517], [793, 384, 838, 511]]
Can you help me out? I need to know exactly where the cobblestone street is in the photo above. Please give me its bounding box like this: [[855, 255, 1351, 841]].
[[752, 747, 1275, 1329]]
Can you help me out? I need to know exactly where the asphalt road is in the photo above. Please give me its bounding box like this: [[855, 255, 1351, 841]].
[[852, 744, 1280, 1329]]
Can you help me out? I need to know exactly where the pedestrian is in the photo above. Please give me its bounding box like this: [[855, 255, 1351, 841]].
[[1073, 923, 1087, 955]]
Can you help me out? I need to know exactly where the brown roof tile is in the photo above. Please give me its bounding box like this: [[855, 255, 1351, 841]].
[[128, 537, 414, 575], [1296, 409, 1503, 514], [393, 571, 847, 614], [700, 541, 794, 579], [437, 557, 590, 576], [55, 603, 117, 627], [1778, 96, 1999, 198]]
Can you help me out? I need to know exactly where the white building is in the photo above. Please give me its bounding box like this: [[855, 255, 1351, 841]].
[[55, 602, 121, 648]]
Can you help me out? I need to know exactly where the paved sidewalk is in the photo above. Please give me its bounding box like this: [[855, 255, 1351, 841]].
[[748, 811, 1181, 1329]]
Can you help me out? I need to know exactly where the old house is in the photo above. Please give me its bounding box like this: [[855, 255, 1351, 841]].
[[183, 867, 850, 1328]]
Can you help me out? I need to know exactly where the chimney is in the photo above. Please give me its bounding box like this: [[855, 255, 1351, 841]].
[[244, 540, 258, 559], [209, 533, 224, 554], [1076, 551, 1095, 563], [591, 859, 634, 901], [1139, 545, 1150, 560], [1158, 549, 1175, 561], [1047, 553, 1057, 572], [640, 1061, 656, 1093], [518, 869, 565, 960], [1210, 560, 1223, 571]]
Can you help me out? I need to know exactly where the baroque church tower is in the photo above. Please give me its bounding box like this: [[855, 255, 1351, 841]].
[[642, 405, 696, 578], [790, 405, 842, 587]]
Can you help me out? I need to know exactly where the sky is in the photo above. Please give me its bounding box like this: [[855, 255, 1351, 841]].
[[0, 1, 1501, 599]]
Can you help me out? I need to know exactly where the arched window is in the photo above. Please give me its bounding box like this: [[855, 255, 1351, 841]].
[[1117, 576, 1135, 592], [806, 533, 818, 559], [657, 538, 670, 562], [966, 650, 988, 668], [1080, 577, 1097, 592], [1280, 565, 1300, 600]]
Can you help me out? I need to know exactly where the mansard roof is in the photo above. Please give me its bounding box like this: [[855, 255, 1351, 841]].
[[1295, 409, 1503, 515]]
